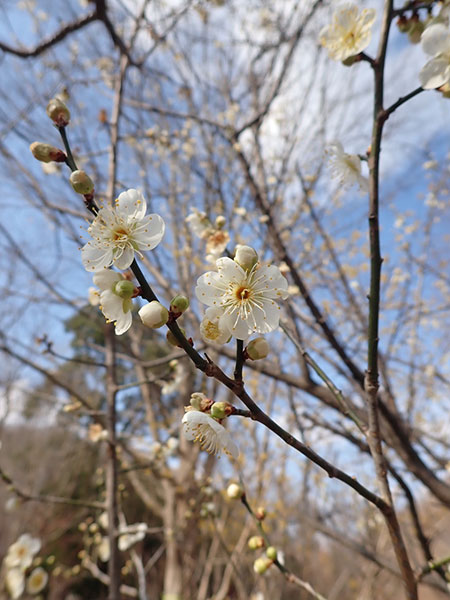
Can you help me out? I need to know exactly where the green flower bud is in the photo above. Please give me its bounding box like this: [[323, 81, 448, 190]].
[[234, 245, 258, 271], [248, 536, 265, 551], [246, 337, 269, 360], [210, 402, 228, 419], [69, 170, 94, 195], [226, 483, 244, 500], [46, 97, 71, 126], [341, 55, 359, 67], [253, 557, 273, 574], [139, 301, 169, 328], [113, 279, 135, 299], [266, 546, 277, 560], [407, 18, 424, 44], [166, 327, 186, 347], [396, 16, 410, 33], [170, 294, 190, 314], [29, 142, 66, 163]]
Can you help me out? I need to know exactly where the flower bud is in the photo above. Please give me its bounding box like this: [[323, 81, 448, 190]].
[[266, 546, 277, 560], [215, 215, 226, 229], [166, 327, 186, 347], [170, 294, 190, 315], [253, 557, 273, 574], [226, 483, 244, 500], [234, 245, 258, 271], [69, 170, 94, 195], [248, 536, 265, 551], [190, 392, 206, 410], [396, 16, 410, 33], [113, 279, 135, 299], [46, 97, 70, 126], [407, 17, 424, 44], [246, 337, 269, 360], [255, 506, 266, 520], [210, 402, 228, 419], [139, 301, 169, 329], [30, 142, 66, 163], [341, 55, 359, 67]]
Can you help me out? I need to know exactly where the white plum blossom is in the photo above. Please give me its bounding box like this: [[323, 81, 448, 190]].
[[82, 188, 165, 272], [26, 567, 48, 595], [182, 410, 239, 458], [4, 533, 41, 570], [196, 256, 288, 340], [419, 23, 450, 89], [326, 141, 368, 193], [93, 270, 135, 335], [185, 207, 212, 239], [5, 568, 25, 599], [319, 4, 376, 61], [200, 307, 232, 345], [118, 523, 147, 551]]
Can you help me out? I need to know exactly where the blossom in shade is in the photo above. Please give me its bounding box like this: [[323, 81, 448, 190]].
[[26, 567, 48, 595], [4, 534, 41, 570], [118, 524, 147, 551], [92, 270, 136, 335], [326, 141, 368, 193], [182, 410, 239, 458], [419, 23, 450, 89], [5, 568, 25, 599], [319, 4, 376, 61], [200, 307, 232, 345], [82, 189, 165, 272], [196, 256, 288, 340]]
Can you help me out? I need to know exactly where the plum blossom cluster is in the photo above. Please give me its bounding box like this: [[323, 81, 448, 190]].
[[2, 534, 48, 598], [186, 207, 230, 263], [196, 245, 289, 343], [182, 393, 239, 459], [319, 4, 376, 61]]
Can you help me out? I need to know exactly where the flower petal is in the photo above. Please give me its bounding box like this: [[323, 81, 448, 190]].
[[116, 188, 147, 221], [419, 56, 450, 89], [93, 270, 121, 291], [82, 242, 113, 271], [113, 245, 135, 270], [421, 23, 450, 57], [133, 214, 166, 250]]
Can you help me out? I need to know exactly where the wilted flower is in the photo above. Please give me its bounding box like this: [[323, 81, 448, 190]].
[[326, 141, 368, 193], [82, 189, 165, 272], [196, 256, 288, 340], [182, 410, 239, 458], [319, 4, 376, 61]]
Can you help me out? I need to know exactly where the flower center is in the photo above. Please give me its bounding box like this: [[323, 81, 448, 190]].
[[113, 227, 129, 241], [234, 286, 251, 301]]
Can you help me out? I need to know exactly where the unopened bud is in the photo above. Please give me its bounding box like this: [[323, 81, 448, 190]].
[[234, 245, 258, 271], [266, 546, 277, 560], [248, 536, 265, 551], [255, 506, 266, 520], [407, 17, 424, 44], [246, 337, 269, 360], [226, 483, 244, 500], [341, 55, 359, 66], [210, 402, 228, 419], [396, 16, 410, 33], [113, 280, 135, 299], [215, 215, 226, 229], [139, 301, 169, 329], [70, 170, 94, 195], [170, 294, 190, 315], [46, 97, 70, 126], [30, 142, 66, 163], [190, 392, 206, 410], [253, 556, 273, 574], [166, 327, 186, 347]]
